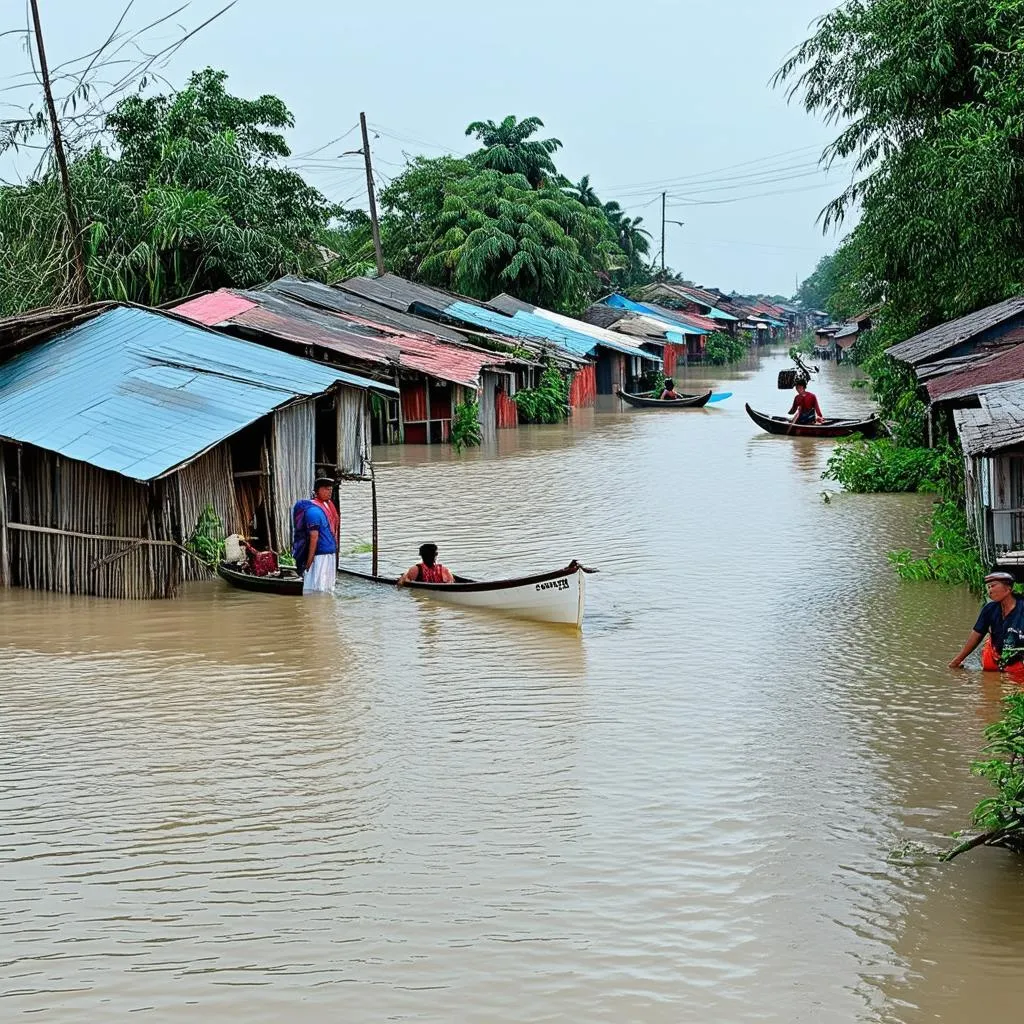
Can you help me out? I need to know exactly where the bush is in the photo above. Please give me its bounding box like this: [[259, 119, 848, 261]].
[[514, 364, 569, 423], [944, 693, 1024, 861], [823, 438, 946, 493], [888, 499, 987, 591], [450, 400, 482, 453], [704, 333, 747, 365], [186, 504, 225, 570]]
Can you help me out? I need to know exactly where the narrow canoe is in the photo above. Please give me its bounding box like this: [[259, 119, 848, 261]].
[[217, 561, 304, 595], [337, 560, 596, 628], [744, 403, 882, 439], [617, 389, 712, 409]]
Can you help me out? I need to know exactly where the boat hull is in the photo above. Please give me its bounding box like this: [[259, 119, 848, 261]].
[[617, 389, 712, 409], [744, 403, 882, 438], [338, 561, 592, 628], [217, 561, 303, 595]]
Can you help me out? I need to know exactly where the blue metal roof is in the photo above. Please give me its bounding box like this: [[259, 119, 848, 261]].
[[444, 301, 655, 361], [603, 294, 710, 335], [0, 306, 395, 481]]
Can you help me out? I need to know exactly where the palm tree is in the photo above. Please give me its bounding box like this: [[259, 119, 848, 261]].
[[616, 215, 652, 259], [564, 174, 602, 209], [465, 115, 562, 188]]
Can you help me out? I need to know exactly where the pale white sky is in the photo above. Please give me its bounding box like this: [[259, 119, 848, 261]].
[[1, 0, 852, 296]]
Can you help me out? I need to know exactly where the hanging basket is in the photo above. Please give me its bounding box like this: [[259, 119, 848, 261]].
[[777, 369, 798, 389]]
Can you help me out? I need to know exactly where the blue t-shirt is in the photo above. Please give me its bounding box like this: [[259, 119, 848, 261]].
[[974, 598, 1024, 661], [302, 504, 337, 555]]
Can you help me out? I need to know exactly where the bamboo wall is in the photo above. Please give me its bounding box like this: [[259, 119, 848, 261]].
[[271, 398, 316, 550], [0, 444, 9, 588]]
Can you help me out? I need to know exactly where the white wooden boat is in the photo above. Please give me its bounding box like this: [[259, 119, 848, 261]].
[[337, 560, 596, 628]]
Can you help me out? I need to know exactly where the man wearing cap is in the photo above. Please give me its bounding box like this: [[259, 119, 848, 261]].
[[297, 477, 339, 595], [950, 571, 1024, 674]]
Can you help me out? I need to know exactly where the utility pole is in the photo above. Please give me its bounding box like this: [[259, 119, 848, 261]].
[[359, 112, 386, 278], [660, 191, 666, 275], [29, 0, 90, 306]]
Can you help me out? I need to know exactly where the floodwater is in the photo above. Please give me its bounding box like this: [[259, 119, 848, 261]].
[[3, 350, 1024, 1023]]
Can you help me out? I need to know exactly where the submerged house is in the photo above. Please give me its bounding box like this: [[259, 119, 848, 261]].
[[0, 305, 395, 598]]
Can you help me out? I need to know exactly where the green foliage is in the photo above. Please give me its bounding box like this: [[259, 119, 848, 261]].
[[186, 503, 225, 571], [0, 69, 337, 314], [514, 364, 570, 424], [450, 400, 482, 453], [465, 115, 562, 188], [400, 166, 619, 314], [889, 499, 987, 591], [943, 693, 1024, 860], [823, 438, 949, 493], [704, 333, 747, 365]]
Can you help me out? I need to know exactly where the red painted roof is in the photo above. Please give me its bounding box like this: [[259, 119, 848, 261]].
[[675, 311, 721, 333], [928, 341, 1024, 400], [173, 291, 257, 325]]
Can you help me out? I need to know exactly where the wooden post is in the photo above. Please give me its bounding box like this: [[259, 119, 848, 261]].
[[360, 112, 386, 278], [370, 459, 379, 577], [660, 191, 666, 275], [29, 0, 90, 305]]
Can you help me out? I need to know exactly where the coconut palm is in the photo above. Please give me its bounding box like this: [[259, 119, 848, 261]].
[[465, 115, 562, 188], [564, 174, 602, 209]]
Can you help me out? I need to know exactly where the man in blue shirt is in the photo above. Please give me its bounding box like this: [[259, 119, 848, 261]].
[[950, 570, 1024, 673], [296, 478, 338, 595]]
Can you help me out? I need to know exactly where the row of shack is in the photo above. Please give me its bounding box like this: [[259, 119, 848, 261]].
[[0, 273, 797, 600]]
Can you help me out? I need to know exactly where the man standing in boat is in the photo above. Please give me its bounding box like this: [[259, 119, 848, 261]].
[[789, 380, 824, 425], [398, 543, 454, 586], [296, 477, 339, 595]]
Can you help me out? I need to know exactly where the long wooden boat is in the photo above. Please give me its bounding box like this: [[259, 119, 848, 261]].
[[617, 389, 712, 409], [744, 403, 882, 439], [337, 560, 596, 628], [217, 561, 304, 595]]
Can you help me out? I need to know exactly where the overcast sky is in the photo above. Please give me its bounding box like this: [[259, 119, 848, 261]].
[[1, 0, 851, 297]]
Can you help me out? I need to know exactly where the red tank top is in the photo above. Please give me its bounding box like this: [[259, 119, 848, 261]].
[[417, 562, 448, 584]]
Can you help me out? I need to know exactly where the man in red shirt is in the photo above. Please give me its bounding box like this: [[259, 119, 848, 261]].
[[789, 381, 824, 424]]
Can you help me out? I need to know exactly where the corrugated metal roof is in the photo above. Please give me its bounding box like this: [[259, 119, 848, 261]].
[[0, 306, 394, 481], [604, 294, 710, 335], [639, 283, 739, 321], [173, 291, 257, 326], [339, 273, 502, 318], [887, 297, 1024, 366], [268, 276, 472, 345], [955, 382, 1024, 456], [929, 342, 1024, 401]]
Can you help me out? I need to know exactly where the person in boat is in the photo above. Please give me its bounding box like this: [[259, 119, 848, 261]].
[[788, 380, 824, 424], [949, 570, 1024, 678], [659, 378, 683, 401], [293, 477, 339, 595], [398, 543, 455, 586]]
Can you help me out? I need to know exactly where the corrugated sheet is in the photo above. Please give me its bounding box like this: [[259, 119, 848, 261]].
[[173, 291, 258, 325], [638, 283, 739, 321], [339, 273, 502, 318], [955, 383, 1024, 456], [0, 306, 394, 482], [929, 342, 1024, 401], [887, 297, 1024, 366], [267, 276, 472, 345], [604, 295, 710, 335]]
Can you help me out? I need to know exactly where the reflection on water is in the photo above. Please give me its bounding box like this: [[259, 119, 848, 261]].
[[3, 350, 1023, 1022]]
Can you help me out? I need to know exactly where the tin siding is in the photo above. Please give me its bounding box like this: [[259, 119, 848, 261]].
[[569, 364, 597, 408]]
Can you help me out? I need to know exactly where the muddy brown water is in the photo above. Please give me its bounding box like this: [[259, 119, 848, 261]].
[[3, 350, 1024, 1022]]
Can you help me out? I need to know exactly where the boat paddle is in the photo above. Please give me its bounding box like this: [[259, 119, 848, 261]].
[[708, 392, 733, 403]]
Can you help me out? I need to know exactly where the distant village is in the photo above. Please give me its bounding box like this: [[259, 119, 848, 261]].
[[0, 274, 803, 600]]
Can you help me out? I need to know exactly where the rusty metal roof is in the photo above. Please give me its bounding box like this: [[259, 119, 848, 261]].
[[929, 342, 1024, 401], [887, 296, 1024, 366]]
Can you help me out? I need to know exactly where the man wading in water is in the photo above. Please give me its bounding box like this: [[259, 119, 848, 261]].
[[398, 543, 454, 586], [950, 570, 1024, 678]]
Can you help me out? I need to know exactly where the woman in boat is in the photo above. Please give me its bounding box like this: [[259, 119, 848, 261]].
[[398, 543, 455, 586], [950, 571, 1024, 678], [788, 380, 824, 424], [659, 378, 682, 400]]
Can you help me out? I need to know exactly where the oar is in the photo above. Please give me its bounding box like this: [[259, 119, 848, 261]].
[[708, 391, 732, 403]]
